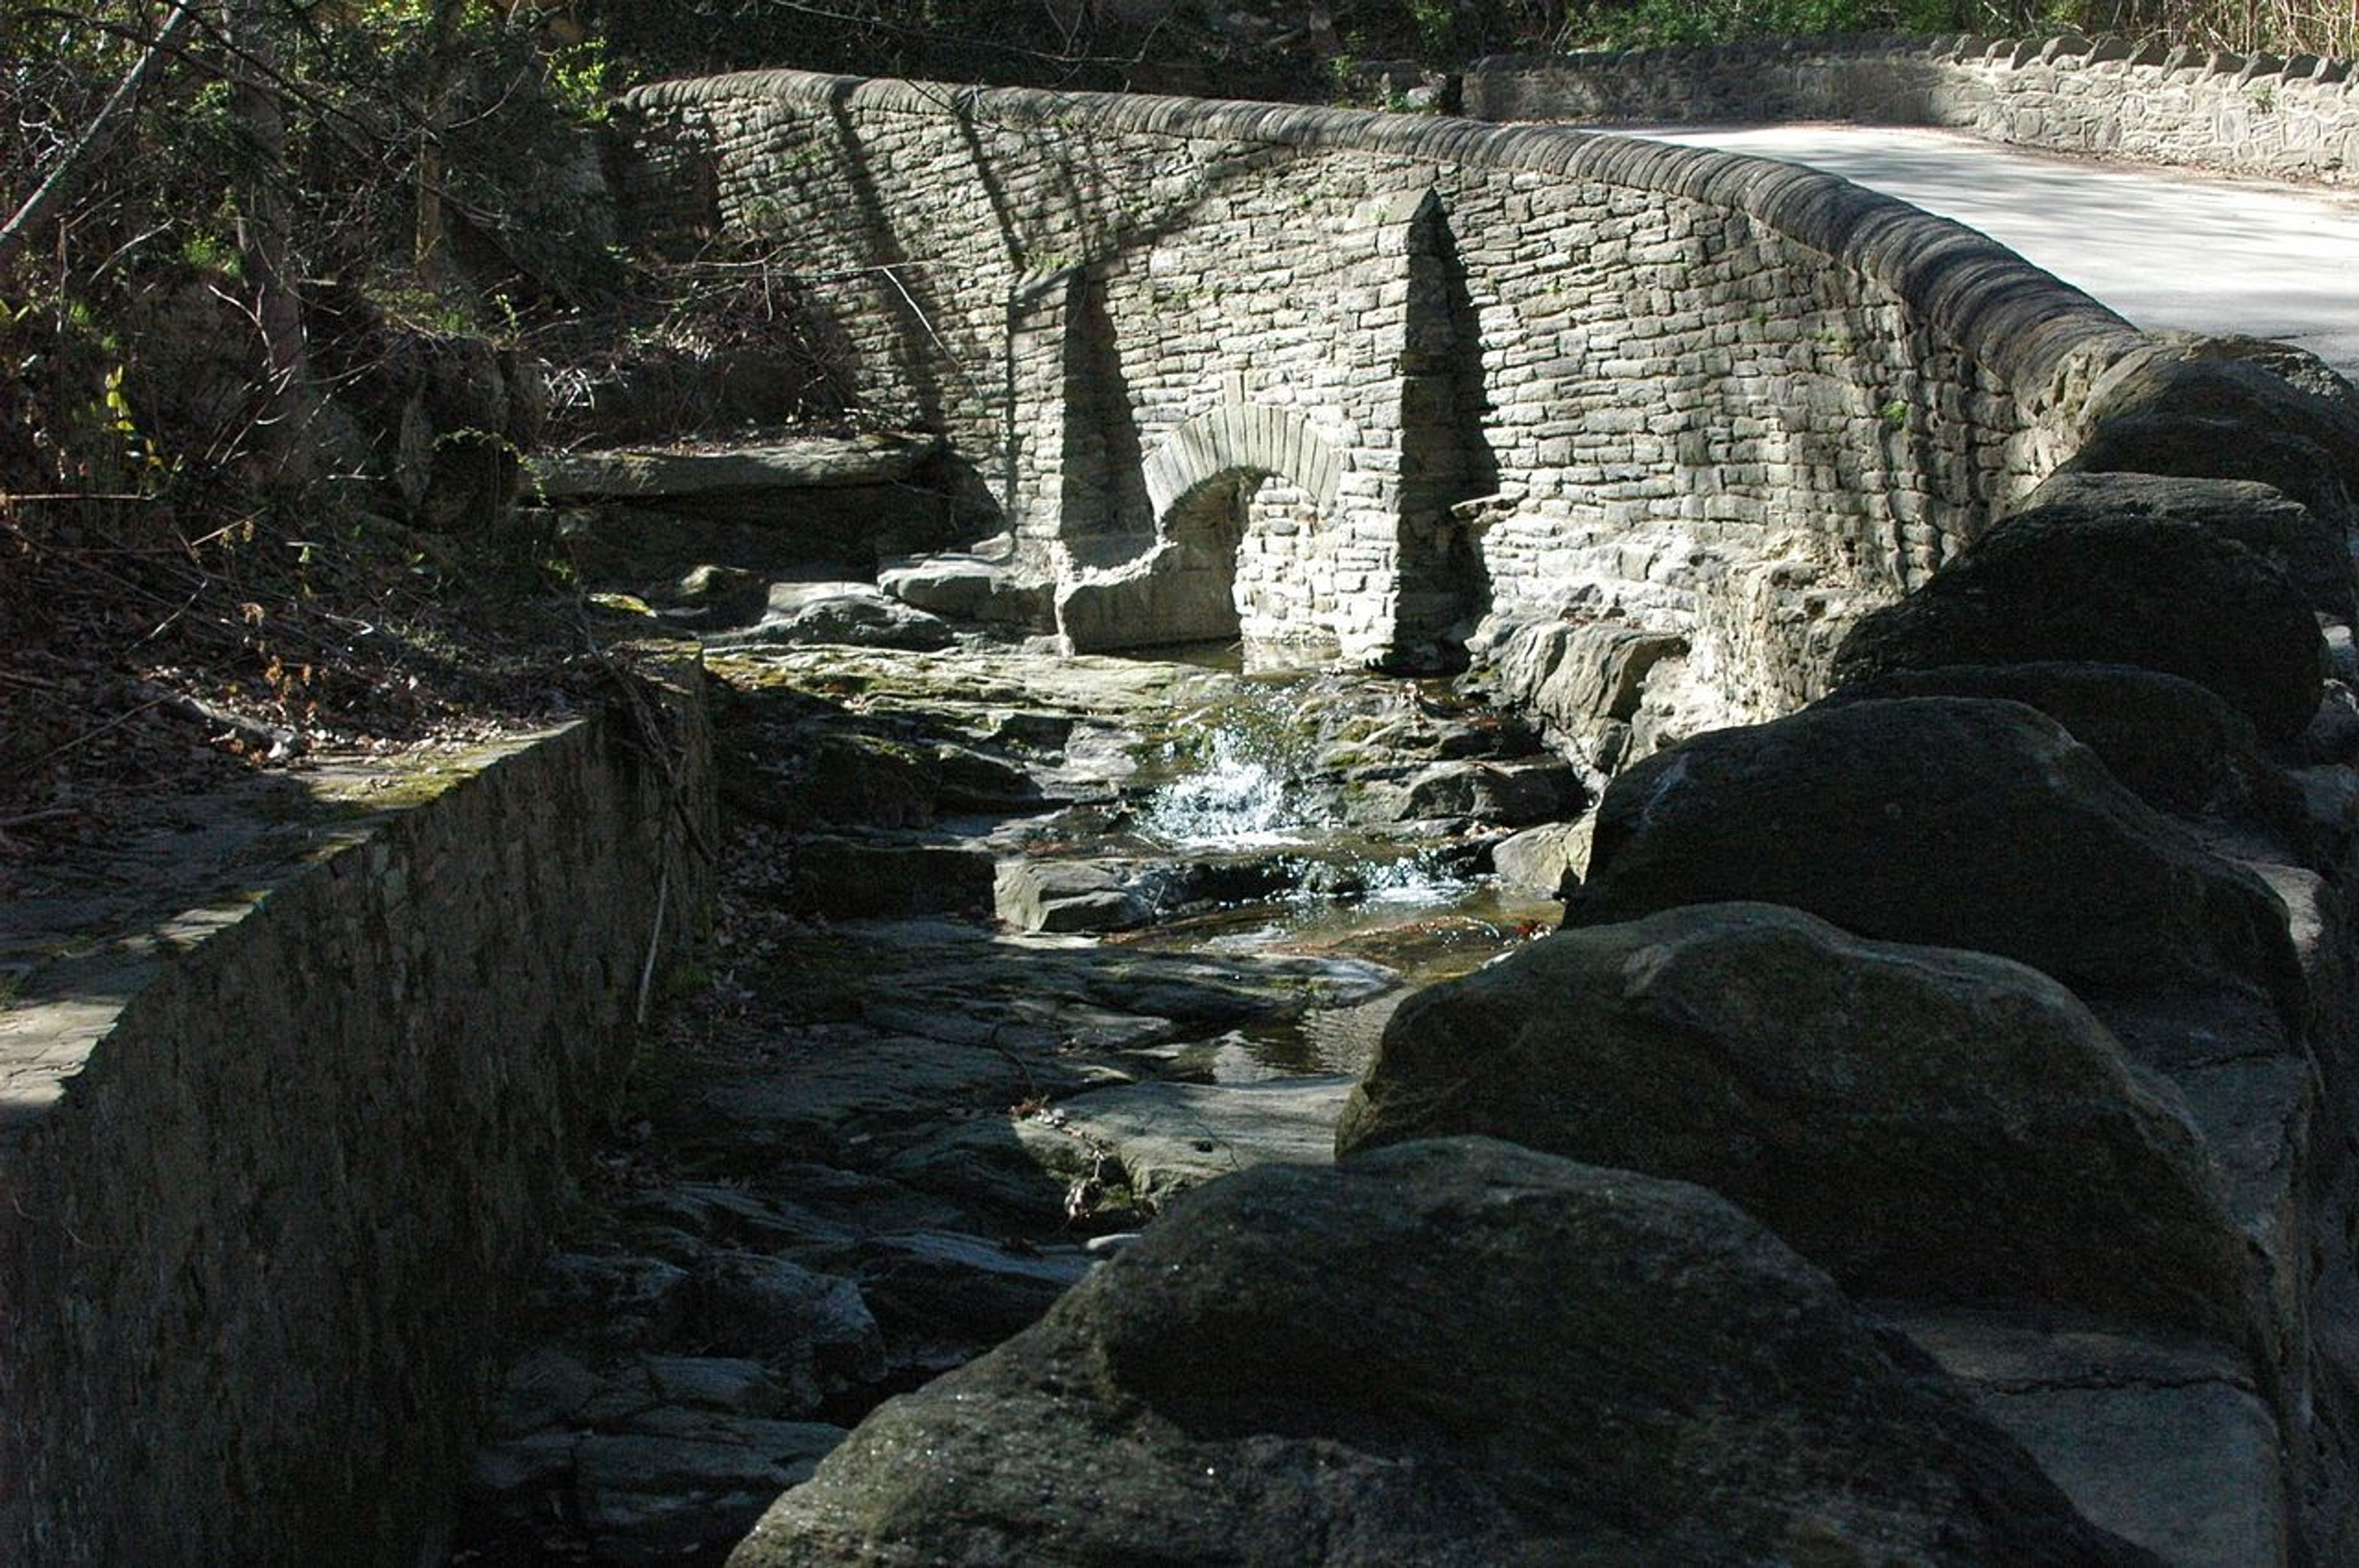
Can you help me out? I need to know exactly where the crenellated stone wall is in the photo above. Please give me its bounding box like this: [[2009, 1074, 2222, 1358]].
[[1466, 31, 2359, 187], [614, 71, 2140, 703], [0, 669, 715, 1567]]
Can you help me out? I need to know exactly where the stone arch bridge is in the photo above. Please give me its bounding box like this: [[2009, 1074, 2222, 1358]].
[[614, 64, 2193, 708]]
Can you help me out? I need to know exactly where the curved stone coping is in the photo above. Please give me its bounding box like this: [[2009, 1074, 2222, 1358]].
[[1141, 402, 1344, 519], [625, 67, 2145, 402]]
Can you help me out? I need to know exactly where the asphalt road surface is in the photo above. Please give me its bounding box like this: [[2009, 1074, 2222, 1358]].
[[1618, 122, 2359, 377]]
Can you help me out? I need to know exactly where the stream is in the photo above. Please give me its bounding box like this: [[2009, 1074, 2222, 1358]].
[[448, 642, 1574, 1565]]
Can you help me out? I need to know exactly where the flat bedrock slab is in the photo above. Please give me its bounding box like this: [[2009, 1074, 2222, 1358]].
[[994, 859, 1152, 934], [730, 1139, 2154, 1567], [1032, 1075, 1355, 1209], [531, 433, 946, 500], [1339, 903, 2251, 1339], [879, 1074, 1361, 1233]]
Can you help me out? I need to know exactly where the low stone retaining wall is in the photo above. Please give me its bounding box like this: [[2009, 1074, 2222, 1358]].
[[0, 665, 714, 1566], [1466, 32, 2359, 187]]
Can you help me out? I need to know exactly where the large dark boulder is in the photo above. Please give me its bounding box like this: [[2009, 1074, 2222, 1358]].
[[1337, 905, 2250, 1338], [2062, 410, 2355, 542], [1829, 513, 2323, 746], [1817, 661, 2290, 827], [2009, 470, 2352, 622], [1567, 698, 2301, 1023], [2081, 335, 2359, 497], [730, 1139, 2156, 1567]]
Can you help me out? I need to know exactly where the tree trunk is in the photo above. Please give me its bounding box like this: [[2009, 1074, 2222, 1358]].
[[415, 0, 472, 277], [223, 0, 314, 485]]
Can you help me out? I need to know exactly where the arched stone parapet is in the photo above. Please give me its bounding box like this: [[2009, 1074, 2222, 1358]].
[[1141, 404, 1345, 523]]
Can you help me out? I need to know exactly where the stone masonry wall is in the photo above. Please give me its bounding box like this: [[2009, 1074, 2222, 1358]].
[[615, 72, 2142, 705], [1466, 32, 2359, 188], [0, 673, 715, 1567]]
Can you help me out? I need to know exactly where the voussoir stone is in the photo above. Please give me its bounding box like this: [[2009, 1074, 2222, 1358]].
[[1828, 513, 2323, 746], [728, 1138, 2156, 1567], [1568, 698, 2302, 1020], [1337, 904, 2250, 1337]]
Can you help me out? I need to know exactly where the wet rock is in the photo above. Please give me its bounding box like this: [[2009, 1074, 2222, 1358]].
[[687, 1253, 885, 1408], [1829, 512, 2323, 746], [1818, 662, 2293, 827], [1339, 904, 2250, 1338], [1348, 757, 1586, 827], [994, 859, 1152, 933], [730, 1139, 2154, 1567], [2011, 470, 2353, 622], [1489, 819, 1587, 897], [713, 583, 958, 652], [673, 1039, 1109, 1173], [877, 1075, 1359, 1233], [1036, 1075, 1355, 1211], [1570, 698, 2303, 1021]]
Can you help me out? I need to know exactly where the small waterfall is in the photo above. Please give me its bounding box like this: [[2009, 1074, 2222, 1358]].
[[1140, 727, 1305, 846], [1139, 682, 1325, 848]]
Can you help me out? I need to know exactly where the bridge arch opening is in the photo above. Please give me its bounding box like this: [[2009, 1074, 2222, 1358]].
[[1055, 404, 1347, 663]]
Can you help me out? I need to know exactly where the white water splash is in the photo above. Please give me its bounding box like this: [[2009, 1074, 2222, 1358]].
[[1140, 729, 1302, 846], [1356, 856, 1469, 905]]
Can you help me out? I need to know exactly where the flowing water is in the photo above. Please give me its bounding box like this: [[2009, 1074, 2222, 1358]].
[[1114, 666, 1563, 1075]]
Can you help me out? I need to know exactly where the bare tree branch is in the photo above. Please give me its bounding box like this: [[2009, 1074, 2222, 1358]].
[[0, 3, 199, 270]]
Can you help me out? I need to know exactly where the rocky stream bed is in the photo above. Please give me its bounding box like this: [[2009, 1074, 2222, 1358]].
[[447, 637, 1577, 1564]]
